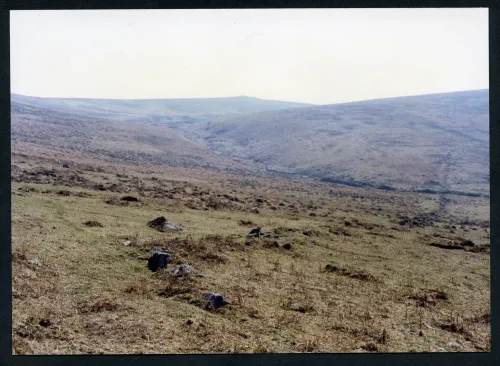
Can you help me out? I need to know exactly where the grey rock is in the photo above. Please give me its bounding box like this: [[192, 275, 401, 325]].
[[203, 292, 231, 308], [174, 264, 193, 277], [247, 226, 262, 237], [164, 223, 184, 231], [263, 233, 280, 239], [147, 248, 171, 272]]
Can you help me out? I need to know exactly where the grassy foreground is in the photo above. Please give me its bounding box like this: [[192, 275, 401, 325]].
[[11, 156, 490, 354]]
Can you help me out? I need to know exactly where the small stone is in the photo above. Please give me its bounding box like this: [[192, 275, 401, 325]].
[[174, 264, 193, 277], [203, 292, 231, 308], [164, 223, 184, 231], [186, 319, 193, 325], [28, 258, 41, 266], [282, 243, 292, 250], [122, 241, 132, 246], [446, 341, 461, 350]]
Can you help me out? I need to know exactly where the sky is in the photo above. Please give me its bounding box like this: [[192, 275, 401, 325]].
[[10, 9, 488, 105]]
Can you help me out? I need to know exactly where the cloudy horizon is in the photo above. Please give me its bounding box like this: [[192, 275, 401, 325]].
[[10, 8, 488, 105]]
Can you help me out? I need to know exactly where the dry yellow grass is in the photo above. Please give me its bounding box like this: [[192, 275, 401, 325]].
[[11, 157, 490, 354]]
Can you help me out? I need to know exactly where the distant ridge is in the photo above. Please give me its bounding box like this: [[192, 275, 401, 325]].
[[10, 93, 312, 119]]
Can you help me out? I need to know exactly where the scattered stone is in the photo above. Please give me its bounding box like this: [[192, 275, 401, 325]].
[[121, 196, 139, 202], [122, 241, 132, 246], [186, 319, 193, 326], [147, 248, 171, 272], [309, 212, 317, 217], [28, 258, 41, 266], [174, 264, 193, 277], [202, 292, 231, 308], [311, 240, 319, 246], [62, 164, 70, 169], [282, 243, 292, 250], [250, 207, 260, 214]]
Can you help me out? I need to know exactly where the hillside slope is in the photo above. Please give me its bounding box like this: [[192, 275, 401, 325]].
[[185, 90, 489, 195], [10, 100, 248, 172]]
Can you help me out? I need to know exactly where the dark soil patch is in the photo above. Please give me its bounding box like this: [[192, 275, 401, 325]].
[[397, 212, 439, 228], [121, 196, 139, 202], [329, 228, 352, 237], [283, 300, 315, 313], [429, 239, 489, 253], [408, 289, 449, 307], [325, 264, 376, 282], [238, 219, 255, 226], [157, 283, 194, 298], [77, 298, 121, 314], [361, 342, 379, 352], [84, 220, 103, 227], [198, 252, 228, 264]]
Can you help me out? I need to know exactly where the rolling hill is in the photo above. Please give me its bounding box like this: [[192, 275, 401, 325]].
[[183, 90, 489, 195], [10, 90, 490, 196], [10, 98, 249, 172], [10, 94, 312, 125]]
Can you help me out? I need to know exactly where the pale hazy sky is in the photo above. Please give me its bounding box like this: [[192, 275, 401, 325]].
[[10, 9, 488, 105]]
